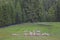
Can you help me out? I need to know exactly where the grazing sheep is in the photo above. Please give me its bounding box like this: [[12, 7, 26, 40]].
[[36, 31, 41, 36], [29, 32, 33, 36], [42, 33, 50, 36]]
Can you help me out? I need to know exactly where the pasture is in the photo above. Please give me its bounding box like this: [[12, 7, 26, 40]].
[[0, 22, 60, 40]]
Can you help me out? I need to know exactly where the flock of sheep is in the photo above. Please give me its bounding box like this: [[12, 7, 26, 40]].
[[24, 31, 50, 36], [12, 30, 50, 36]]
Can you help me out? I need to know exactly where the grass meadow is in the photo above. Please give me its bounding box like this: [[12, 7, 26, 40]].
[[0, 22, 60, 40]]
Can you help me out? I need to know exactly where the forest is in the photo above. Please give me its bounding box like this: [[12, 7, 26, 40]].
[[0, 0, 60, 27]]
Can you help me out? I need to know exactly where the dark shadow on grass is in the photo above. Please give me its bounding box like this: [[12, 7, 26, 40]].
[[0, 22, 23, 28]]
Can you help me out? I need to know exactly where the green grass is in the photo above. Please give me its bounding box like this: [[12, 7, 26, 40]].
[[0, 22, 60, 40]]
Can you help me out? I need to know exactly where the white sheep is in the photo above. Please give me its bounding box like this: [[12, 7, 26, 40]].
[[29, 32, 33, 36], [36, 31, 41, 36], [42, 33, 50, 36]]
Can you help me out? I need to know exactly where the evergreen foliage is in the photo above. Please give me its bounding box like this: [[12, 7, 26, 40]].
[[0, 0, 60, 27]]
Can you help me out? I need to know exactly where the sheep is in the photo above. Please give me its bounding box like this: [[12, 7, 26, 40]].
[[36, 31, 41, 36], [29, 32, 33, 36], [42, 33, 50, 36]]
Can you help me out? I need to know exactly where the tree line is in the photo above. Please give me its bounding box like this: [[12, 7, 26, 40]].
[[0, 0, 60, 27]]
